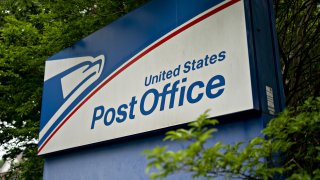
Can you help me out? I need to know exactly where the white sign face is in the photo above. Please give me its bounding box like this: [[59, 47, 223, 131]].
[[38, 0, 254, 155]]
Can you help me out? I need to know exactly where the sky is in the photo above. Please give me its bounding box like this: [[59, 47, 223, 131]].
[[0, 147, 4, 159]]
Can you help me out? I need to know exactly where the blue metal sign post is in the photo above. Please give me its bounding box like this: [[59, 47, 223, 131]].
[[40, 0, 285, 179]]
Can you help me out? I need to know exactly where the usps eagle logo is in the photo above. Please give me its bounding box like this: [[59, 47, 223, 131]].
[[39, 55, 105, 149]]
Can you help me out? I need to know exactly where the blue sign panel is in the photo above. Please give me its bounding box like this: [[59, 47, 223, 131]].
[[41, 0, 286, 179], [39, 0, 283, 156]]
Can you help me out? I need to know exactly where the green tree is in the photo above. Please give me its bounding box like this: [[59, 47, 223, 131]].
[[0, 159, 4, 167], [274, 0, 320, 106], [0, 0, 147, 178], [145, 97, 320, 179]]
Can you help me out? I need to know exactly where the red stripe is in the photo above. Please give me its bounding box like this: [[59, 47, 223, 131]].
[[38, 0, 240, 154]]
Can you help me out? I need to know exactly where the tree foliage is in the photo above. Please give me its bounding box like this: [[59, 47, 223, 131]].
[[145, 97, 320, 179], [0, 0, 147, 178], [274, 0, 320, 106]]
